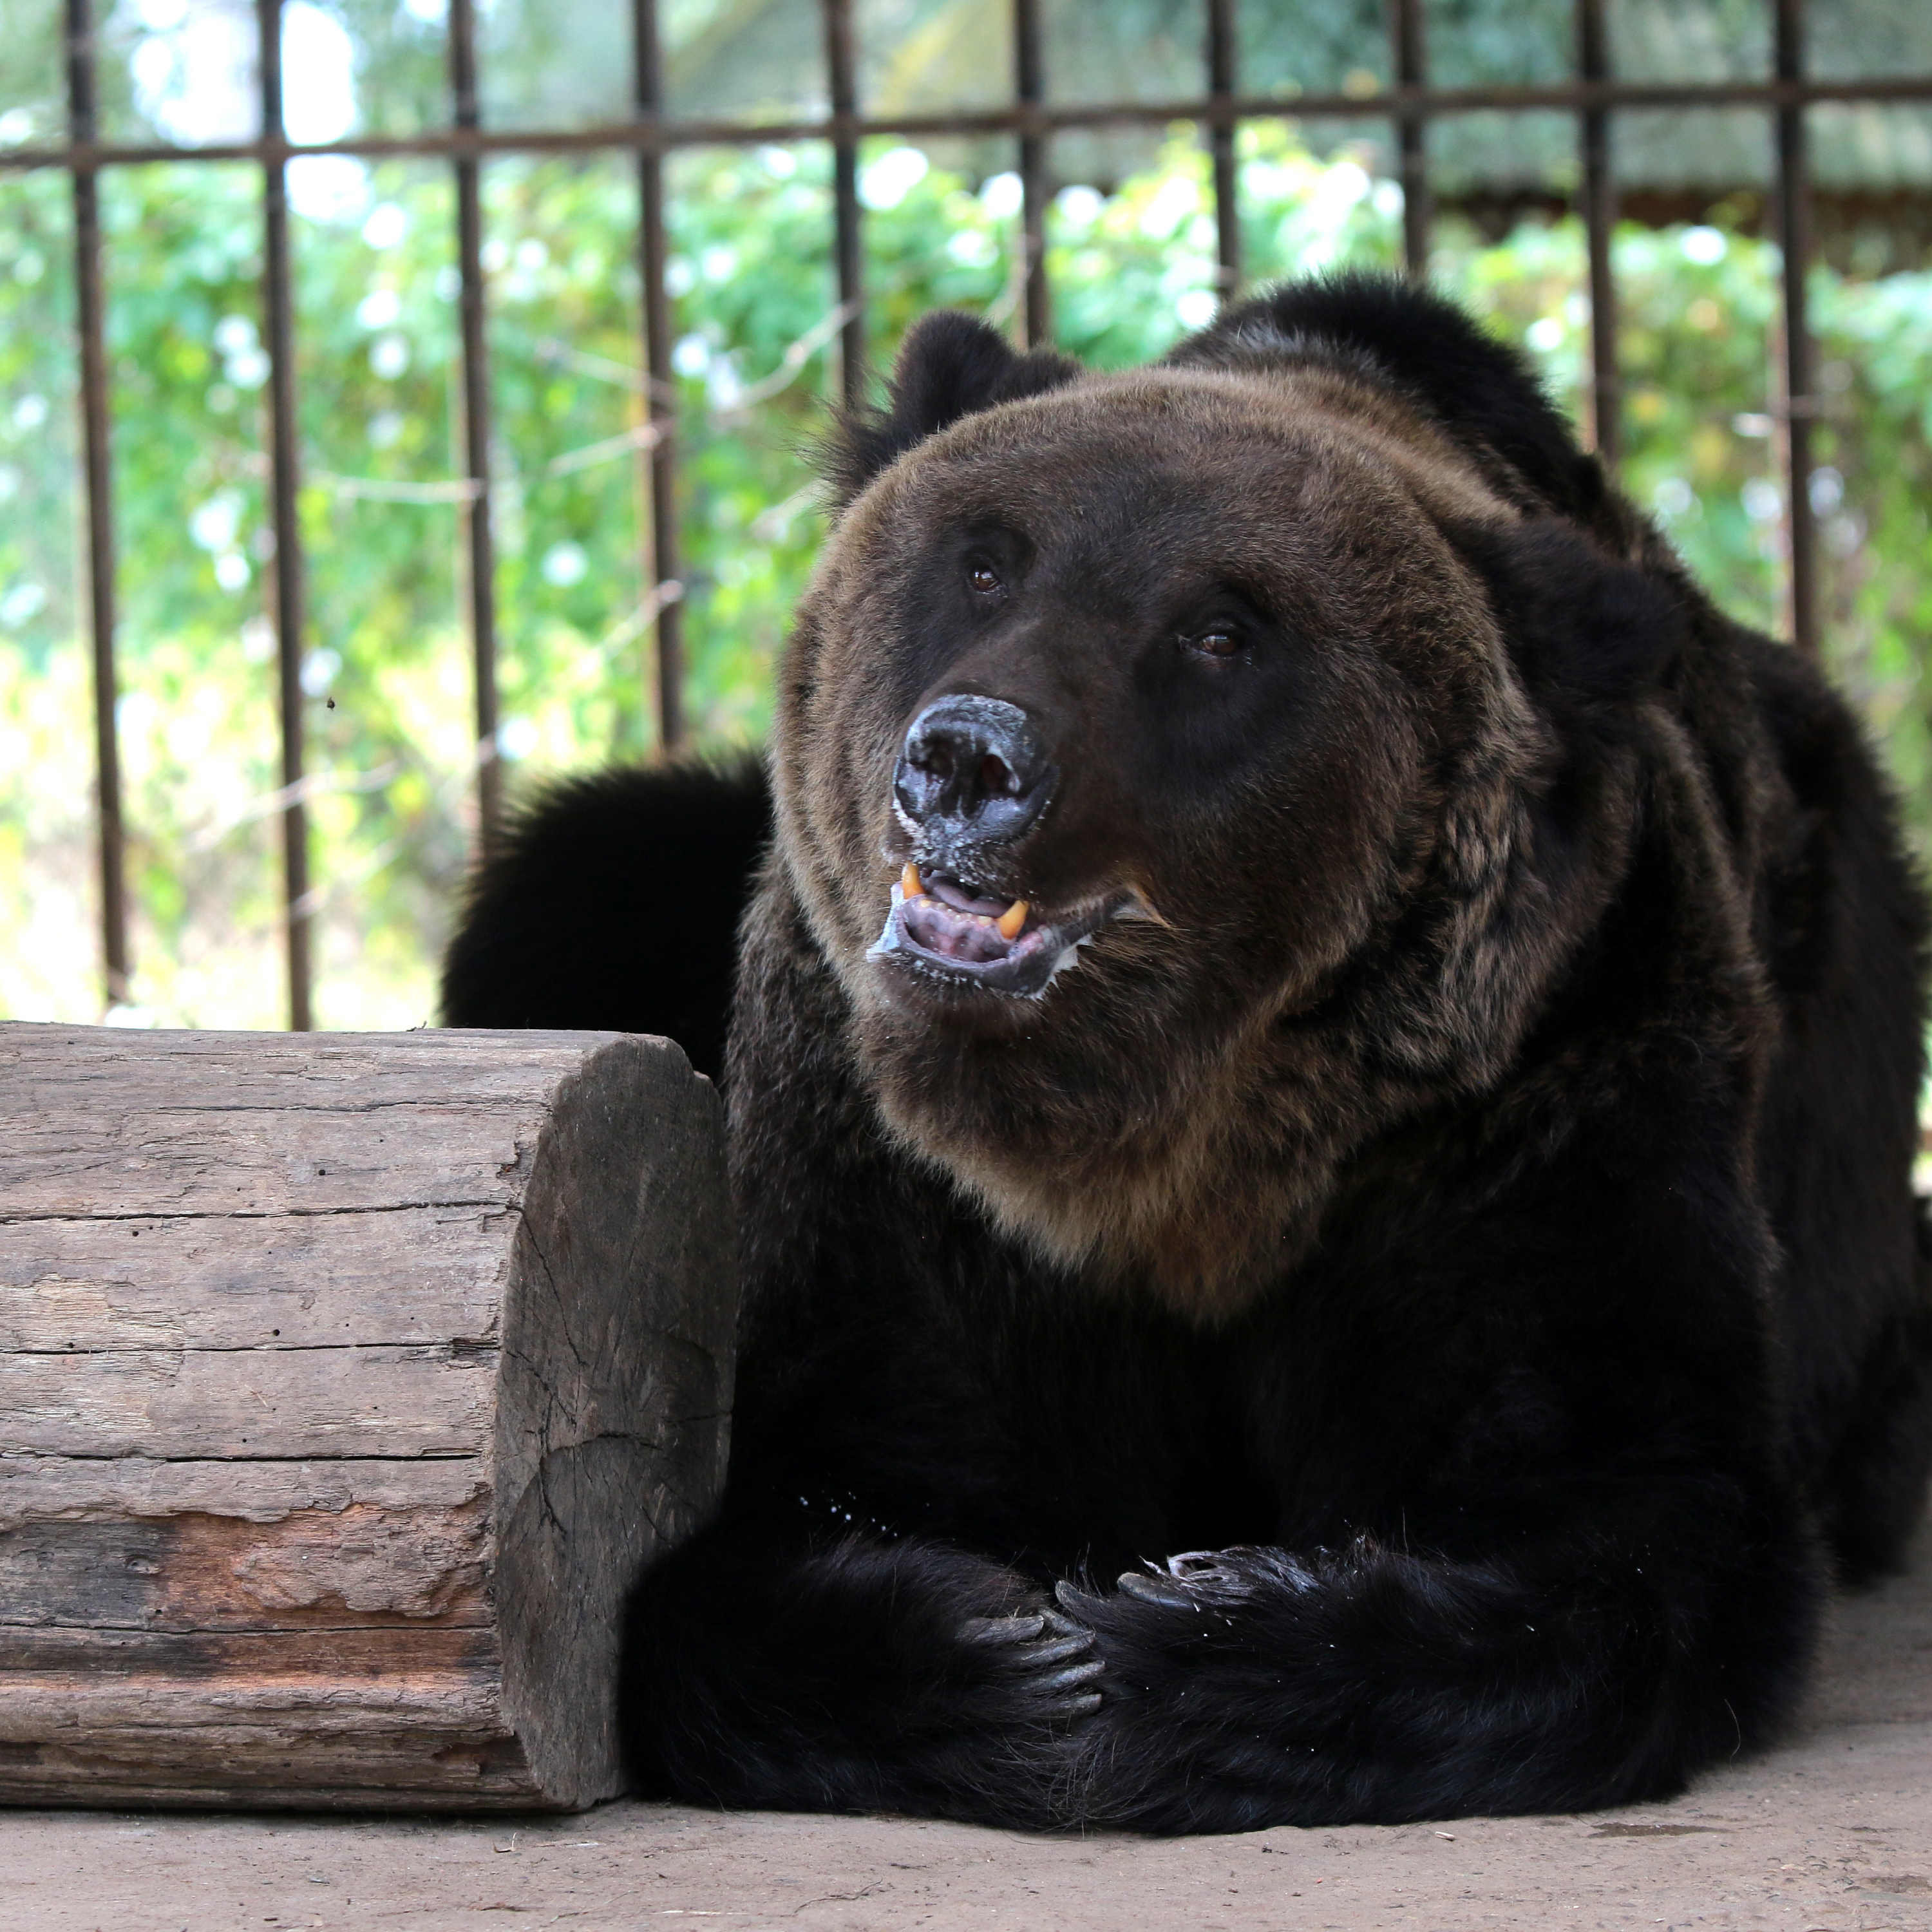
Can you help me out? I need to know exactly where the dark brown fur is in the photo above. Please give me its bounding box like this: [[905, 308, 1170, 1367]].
[[446, 276, 1932, 1833]]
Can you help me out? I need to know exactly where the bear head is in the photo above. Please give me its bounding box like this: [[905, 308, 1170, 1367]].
[[772, 277, 1687, 1317]]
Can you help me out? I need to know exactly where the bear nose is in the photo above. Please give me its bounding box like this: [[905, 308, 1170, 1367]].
[[894, 695, 1053, 846]]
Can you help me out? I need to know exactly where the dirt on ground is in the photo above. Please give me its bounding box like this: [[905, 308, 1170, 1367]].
[[5, 1536, 1929, 1932]]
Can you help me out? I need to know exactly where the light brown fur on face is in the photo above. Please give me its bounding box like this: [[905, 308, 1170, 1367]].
[[770, 364, 1653, 1319]]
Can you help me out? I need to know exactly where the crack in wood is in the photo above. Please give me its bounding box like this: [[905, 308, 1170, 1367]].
[[6, 1341, 505, 1356], [1, 1200, 515, 1226], [7, 1450, 484, 1464]]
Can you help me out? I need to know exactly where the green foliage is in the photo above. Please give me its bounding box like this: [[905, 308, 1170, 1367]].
[[2, 127, 1929, 1028]]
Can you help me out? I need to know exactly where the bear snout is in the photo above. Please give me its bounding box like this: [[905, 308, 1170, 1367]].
[[893, 694, 1056, 856]]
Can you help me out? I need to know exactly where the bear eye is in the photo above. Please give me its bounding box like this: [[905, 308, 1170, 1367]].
[[963, 558, 1006, 603], [1184, 625, 1242, 659]]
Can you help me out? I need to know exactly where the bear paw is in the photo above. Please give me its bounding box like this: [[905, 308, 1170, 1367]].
[[955, 1607, 1106, 1719]]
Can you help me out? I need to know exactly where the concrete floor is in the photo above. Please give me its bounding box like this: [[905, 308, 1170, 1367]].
[[6, 1544, 1929, 1932]]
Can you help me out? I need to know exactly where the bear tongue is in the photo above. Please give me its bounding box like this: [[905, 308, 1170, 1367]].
[[902, 895, 1021, 965], [927, 873, 1012, 918]]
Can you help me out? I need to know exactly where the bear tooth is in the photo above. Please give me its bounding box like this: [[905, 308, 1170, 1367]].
[[901, 862, 924, 898], [996, 898, 1028, 940]]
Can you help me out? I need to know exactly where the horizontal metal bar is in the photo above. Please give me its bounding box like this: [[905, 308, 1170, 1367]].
[[7, 71, 1932, 173]]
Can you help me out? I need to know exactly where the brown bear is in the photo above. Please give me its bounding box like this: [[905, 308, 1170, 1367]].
[[443, 274, 1932, 1833]]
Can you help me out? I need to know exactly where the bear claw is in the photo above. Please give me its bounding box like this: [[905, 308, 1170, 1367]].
[[1117, 1570, 1197, 1609], [1038, 1658, 1107, 1694], [1054, 1580, 1110, 1618], [956, 1607, 1106, 1718], [1027, 1631, 1098, 1666], [957, 1613, 1046, 1646]]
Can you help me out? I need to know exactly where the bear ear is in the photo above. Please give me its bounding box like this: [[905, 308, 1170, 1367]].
[[820, 311, 1084, 507], [1452, 516, 1685, 702]]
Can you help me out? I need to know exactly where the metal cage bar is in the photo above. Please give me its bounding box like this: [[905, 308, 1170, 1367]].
[[1390, 0, 1430, 275], [1013, 0, 1049, 348], [27, 0, 1926, 1016], [258, 0, 312, 1031], [1206, 0, 1240, 303], [12, 71, 1932, 173], [1578, 0, 1619, 468], [450, 0, 502, 846], [1776, 0, 1817, 657], [64, 0, 127, 1010], [634, 0, 684, 751], [824, 0, 865, 406]]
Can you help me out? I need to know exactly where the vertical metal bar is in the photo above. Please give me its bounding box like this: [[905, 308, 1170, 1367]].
[[1578, 0, 1618, 468], [65, 0, 128, 1010], [450, 0, 502, 838], [633, 0, 683, 751], [1014, 0, 1048, 348], [1774, 0, 1817, 656], [1206, 0, 1240, 304], [1390, 0, 1430, 276], [258, 0, 311, 1030], [824, 0, 864, 407]]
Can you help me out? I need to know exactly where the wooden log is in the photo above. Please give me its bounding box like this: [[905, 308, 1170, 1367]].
[[0, 1023, 735, 1812]]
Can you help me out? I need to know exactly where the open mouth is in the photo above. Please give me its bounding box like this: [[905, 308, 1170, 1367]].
[[866, 863, 1122, 999]]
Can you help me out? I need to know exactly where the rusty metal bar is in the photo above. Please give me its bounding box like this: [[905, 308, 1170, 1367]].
[[1578, 0, 1618, 467], [1390, 0, 1430, 275], [9, 73, 1932, 173], [633, 0, 683, 750], [824, 0, 864, 406], [1014, 0, 1048, 347], [1205, 0, 1240, 304], [258, 0, 312, 1030], [1775, 0, 1817, 657], [450, 0, 502, 842], [65, 0, 128, 1011]]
